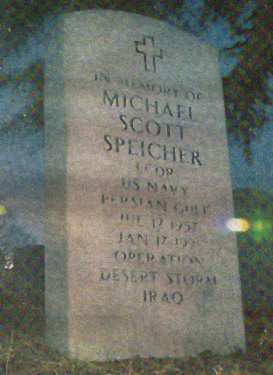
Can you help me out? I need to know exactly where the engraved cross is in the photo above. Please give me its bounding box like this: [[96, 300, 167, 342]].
[[135, 36, 163, 73]]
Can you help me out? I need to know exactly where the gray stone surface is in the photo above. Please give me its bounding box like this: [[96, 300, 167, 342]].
[[45, 10, 245, 361]]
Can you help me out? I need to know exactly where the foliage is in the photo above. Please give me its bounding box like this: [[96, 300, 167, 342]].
[[204, 0, 273, 160], [233, 188, 273, 313], [232, 189, 273, 364]]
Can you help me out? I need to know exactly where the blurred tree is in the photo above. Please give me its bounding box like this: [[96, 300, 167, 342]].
[[203, 0, 273, 160], [0, 0, 272, 159]]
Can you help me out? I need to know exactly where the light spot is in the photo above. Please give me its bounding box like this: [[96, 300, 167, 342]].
[[226, 218, 250, 232], [5, 257, 14, 270], [252, 219, 272, 241], [253, 220, 264, 231], [0, 204, 7, 216]]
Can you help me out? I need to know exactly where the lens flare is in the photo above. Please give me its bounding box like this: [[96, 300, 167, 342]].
[[252, 219, 272, 241], [226, 218, 250, 232], [0, 204, 7, 216], [253, 220, 264, 231]]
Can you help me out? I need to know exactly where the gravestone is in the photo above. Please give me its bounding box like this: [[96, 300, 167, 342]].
[[45, 10, 245, 361]]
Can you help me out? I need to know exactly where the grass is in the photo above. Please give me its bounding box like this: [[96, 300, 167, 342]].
[[0, 281, 272, 375], [0, 328, 272, 375], [1, 322, 272, 375]]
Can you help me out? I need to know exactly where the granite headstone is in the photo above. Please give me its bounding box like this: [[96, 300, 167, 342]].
[[45, 10, 245, 361]]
